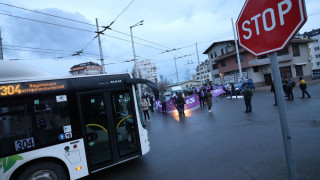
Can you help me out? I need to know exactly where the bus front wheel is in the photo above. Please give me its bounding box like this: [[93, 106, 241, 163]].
[[17, 161, 68, 180]]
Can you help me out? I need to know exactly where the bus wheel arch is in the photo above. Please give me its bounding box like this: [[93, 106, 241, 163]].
[[10, 157, 70, 180]]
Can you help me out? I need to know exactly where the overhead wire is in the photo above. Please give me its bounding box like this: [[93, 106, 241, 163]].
[[0, 12, 94, 33], [74, 0, 136, 58], [1, 1, 224, 72], [0, 2, 97, 27], [113, 0, 135, 23], [3, 46, 131, 61], [0, 3, 189, 58]]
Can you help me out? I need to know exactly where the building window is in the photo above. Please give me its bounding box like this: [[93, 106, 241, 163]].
[[292, 44, 300, 56], [210, 53, 213, 59], [221, 60, 226, 67], [315, 46, 320, 51], [295, 65, 303, 76], [214, 52, 217, 57], [225, 47, 229, 53], [221, 49, 224, 55], [317, 62, 320, 66], [277, 47, 289, 56], [253, 66, 259, 72], [315, 39, 319, 43], [212, 64, 218, 70], [316, 54, 320, 58]]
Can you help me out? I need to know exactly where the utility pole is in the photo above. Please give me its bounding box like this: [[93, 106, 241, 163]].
[[174, 56, 179, 86], [173, 54, 191, 86], [0, 27, 3, 60], [231, 18, 242, 81], [195, 42, 203, 86], [96, 18, 105, 74], [130, 20, 144, 99]]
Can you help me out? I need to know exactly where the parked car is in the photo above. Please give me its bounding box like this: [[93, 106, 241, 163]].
[[234, 81, 255, 94]]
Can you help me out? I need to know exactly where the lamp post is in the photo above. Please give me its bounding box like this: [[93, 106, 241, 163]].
[[130, 20, 144, 100]]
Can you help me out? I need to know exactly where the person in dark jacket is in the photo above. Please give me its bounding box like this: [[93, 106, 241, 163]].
[[230, 83, 238, 99], [271, 81, 277, 106], [243, 83, 253, 113], [160, 93, 167, 114], [206, 89, 213, 112], [176, 92, 186, 117], [286, 78, 294, 100], [299, 77, 311, 98], [282, 78, 288, 99], [149, 95, 154, 112]]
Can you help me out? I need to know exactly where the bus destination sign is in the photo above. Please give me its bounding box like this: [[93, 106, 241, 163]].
[[0, 81, 67, 96]]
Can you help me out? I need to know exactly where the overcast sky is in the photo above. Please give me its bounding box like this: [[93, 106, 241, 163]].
[[1, 0, 320, 83]]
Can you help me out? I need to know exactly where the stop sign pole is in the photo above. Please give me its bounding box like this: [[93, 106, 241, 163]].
[[270, 52, 298, 179], [236, 0, 307, 179]]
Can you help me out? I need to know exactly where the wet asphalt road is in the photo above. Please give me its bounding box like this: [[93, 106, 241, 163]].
[[84, 83, 320, 180]]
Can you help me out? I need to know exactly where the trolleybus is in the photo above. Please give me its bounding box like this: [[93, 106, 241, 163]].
[[0, 67, 159, 180]]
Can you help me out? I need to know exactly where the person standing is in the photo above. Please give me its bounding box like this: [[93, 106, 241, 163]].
[[286, 78, 294, 100], [271, 81, 277, 106], [230, 83, 238, 99], [160, 93, 167, 114], [299, 77, 311, 99], [176, 92, 186, 117], [206, 89, 213, 112], [198, 89, 205, 107], [141, 97, 150, 122], [243, 83, 253, 113], [282, 78, 288, 99], [149, 95, 154, 112]]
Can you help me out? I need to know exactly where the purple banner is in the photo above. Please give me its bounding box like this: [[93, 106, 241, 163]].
[[156, 89, 225, 113], [210, 89, 225, 98], [156, 94, 200, 113]]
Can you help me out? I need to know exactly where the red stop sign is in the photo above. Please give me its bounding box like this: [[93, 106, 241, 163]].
[[236, 0, 307, 56]]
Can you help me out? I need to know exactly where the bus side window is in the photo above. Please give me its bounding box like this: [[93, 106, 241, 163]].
[[33, 95, 72, 145], [0, 104, 33, 156]]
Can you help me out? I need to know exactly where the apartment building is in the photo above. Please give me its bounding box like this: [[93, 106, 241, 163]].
[[133, 59, 158, 89], [203, 38, 313, 86], [195, 59, 212, 85], [69, 62, 103, 76]]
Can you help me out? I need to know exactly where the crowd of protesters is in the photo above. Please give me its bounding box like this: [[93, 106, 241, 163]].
[[140, 77, 311, 119]]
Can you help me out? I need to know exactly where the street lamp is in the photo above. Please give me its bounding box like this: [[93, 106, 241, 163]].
[[130, 20, 144, 100]]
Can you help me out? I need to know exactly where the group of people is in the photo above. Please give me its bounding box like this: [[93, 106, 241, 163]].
[[271, 77, 311, 106], [159, 92, 188, 117], [142, 77, 311, 120]]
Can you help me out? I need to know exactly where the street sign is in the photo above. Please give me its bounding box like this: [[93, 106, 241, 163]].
[[236, 0, 307, 56], [236, 1, 308, 179]]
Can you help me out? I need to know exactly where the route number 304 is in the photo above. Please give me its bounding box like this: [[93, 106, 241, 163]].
[[14, 137, 35, 151]]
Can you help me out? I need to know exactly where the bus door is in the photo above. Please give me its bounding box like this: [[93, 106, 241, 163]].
[[79, 90, 139, 171], [109, 90, 139, 160], [79, 93, 114, 170]]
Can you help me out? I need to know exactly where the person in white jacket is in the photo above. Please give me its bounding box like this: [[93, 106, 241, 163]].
[[141, 97, 150, 122]]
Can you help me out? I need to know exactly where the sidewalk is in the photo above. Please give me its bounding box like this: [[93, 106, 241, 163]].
[[255, 79, 320, 91]]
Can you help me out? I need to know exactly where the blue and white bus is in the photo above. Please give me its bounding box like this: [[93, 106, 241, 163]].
[[0, 62, 159, 180]]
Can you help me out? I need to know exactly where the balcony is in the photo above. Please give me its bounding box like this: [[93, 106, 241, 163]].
[[248, 54, 293, 66]]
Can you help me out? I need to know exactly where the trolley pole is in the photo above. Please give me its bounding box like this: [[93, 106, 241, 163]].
[[95, 18, 105, 74]]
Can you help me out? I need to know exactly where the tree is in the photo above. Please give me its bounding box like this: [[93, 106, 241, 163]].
[[158, 79, 169, 93]]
